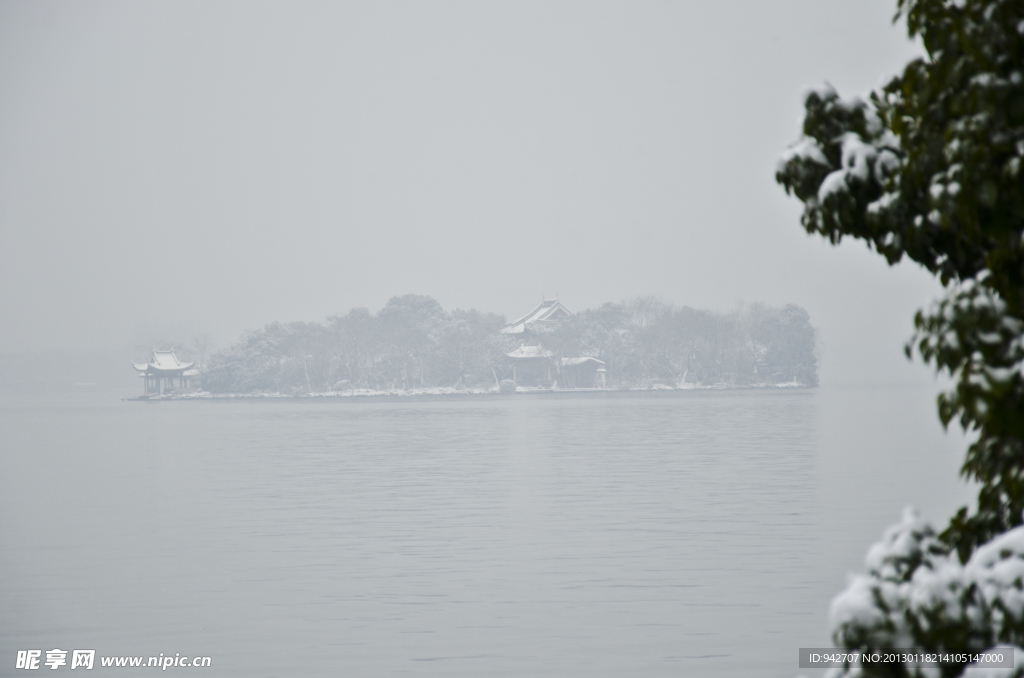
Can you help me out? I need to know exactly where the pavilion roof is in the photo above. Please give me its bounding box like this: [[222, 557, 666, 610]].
[[561, 356, 605, 367], [506, 344, 554, 359], [133, 349, 195, 374], [501, 299, 572, 335]]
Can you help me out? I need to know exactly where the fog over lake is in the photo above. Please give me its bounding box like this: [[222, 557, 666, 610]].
[[0, 0, 937, 387], [0, 1, 977, 676]]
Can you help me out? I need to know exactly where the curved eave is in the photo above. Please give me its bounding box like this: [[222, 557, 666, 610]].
[[562, 357, 606, 367], [133, 362, 196, 374]]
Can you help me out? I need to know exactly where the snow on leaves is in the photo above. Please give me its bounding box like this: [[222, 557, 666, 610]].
[[904, 273, 1024, 562], [776, 86, 907, 263], [778, 5, 1024, 673], [780, 0, 1024, 287], [828, 509, 1024, 678], [779, 0, 1024, 561]]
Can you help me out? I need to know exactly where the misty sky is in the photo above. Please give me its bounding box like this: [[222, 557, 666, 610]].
[[0, 1, 942, 385]]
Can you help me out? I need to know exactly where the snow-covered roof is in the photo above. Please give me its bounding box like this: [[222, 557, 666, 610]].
[[561, 356, 605, 367], [501, 299, 572, 334], [506, 345, 554, 359], [133, 349, 195, 374]]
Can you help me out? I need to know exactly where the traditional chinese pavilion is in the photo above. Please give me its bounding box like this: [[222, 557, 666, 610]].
[[501, 298, 572, 338], [561, 356, 607, 389], [503, 299, 607, 388], [507, 344, 556, 385], [133, 349, 196, 395]]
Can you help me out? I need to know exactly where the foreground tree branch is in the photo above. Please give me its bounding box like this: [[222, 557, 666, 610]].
[[778, 0, 1024, 560], [777, 1, 1024, 674]]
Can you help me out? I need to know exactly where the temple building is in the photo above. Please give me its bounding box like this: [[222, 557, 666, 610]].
[[507, 344, 556, 385], [560, 356, 607, 389], [503, 299, 607, 388], [500, 298, 572, 338], [133, 349, 197, 395]]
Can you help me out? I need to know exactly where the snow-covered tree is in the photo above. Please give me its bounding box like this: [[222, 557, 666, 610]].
[[829, 509, 1024, 678], [777, 0, 1024, 674], [202, 296, 817, 392]]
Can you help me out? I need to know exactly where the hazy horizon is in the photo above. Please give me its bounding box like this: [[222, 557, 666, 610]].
[[0, 1, 942, 386]]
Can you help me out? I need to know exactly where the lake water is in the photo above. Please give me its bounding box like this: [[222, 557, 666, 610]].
[[0, 385, 972, 677]]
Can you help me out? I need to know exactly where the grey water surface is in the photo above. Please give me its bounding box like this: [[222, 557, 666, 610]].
[[0, 386, 970, 677]]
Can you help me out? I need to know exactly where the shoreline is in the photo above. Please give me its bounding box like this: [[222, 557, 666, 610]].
[[120, 381, 811, 401]]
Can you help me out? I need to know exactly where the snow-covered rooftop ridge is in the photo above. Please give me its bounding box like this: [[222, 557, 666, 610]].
[[504, 346, 604, 365], [561, 356, 605, 367], [133, 348, 196, 373], [501, 299, 573, 334], [507, 344, 554, 359]]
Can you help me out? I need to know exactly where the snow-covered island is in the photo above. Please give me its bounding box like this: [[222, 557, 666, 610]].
[[128, 296, 818, 399]]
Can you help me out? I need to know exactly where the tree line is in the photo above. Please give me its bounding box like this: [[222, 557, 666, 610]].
[[195, 295, 818, 393]]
